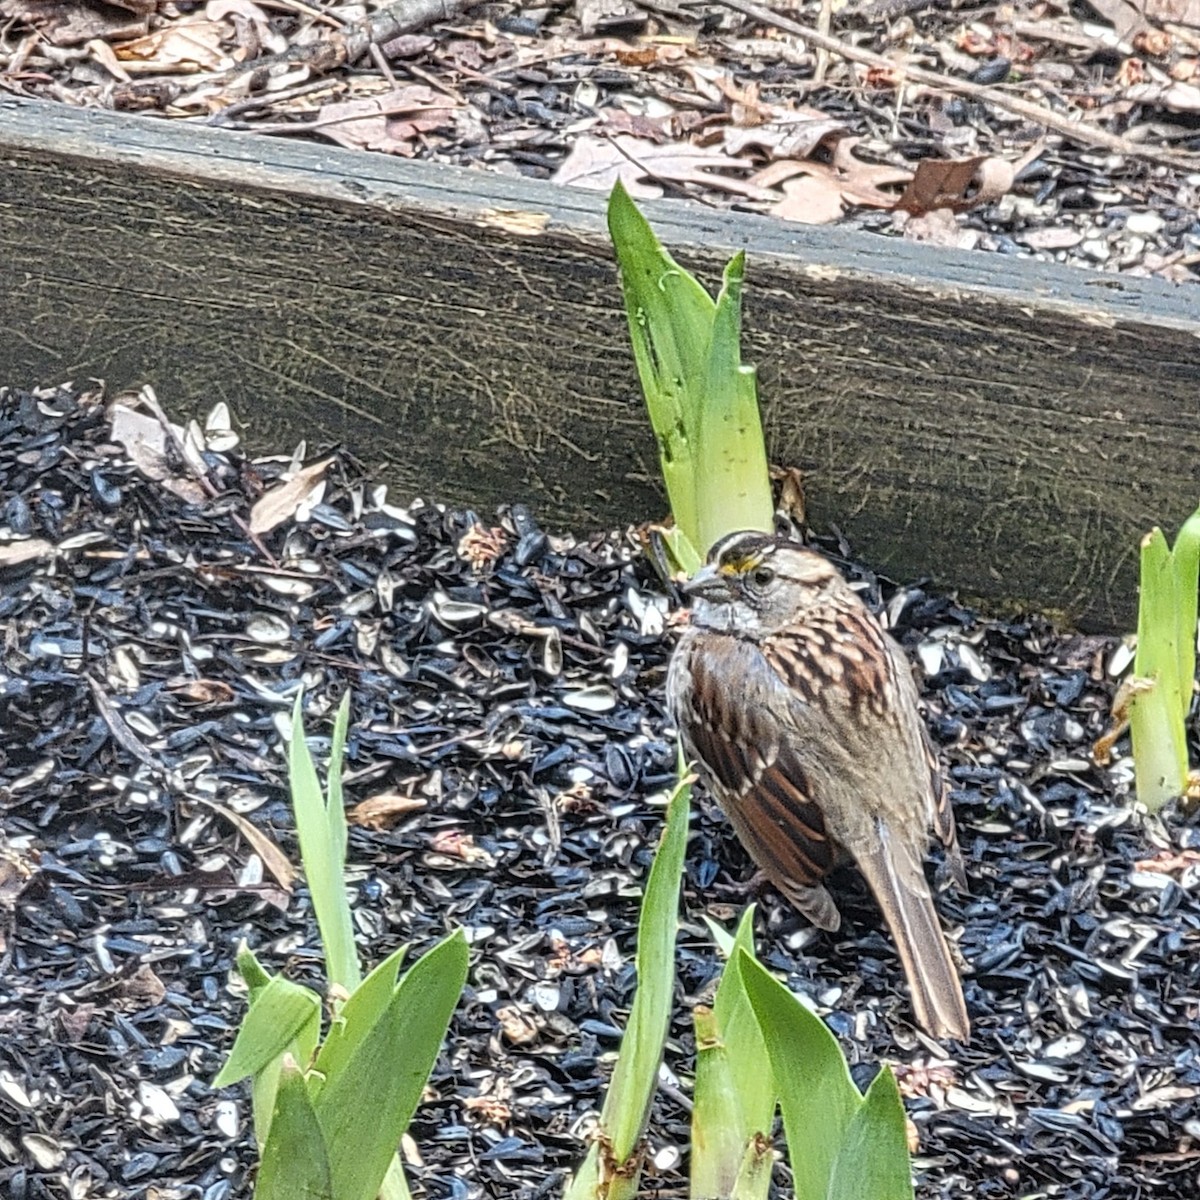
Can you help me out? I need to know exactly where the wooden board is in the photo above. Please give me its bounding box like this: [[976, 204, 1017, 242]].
[[1, 95, 1198, 629]]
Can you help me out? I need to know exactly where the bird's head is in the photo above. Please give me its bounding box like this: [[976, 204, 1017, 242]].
[[683, 531, 846, 633]]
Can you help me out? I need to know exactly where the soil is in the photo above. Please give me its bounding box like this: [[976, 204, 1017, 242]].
[[1, 380, 1199, 1200]]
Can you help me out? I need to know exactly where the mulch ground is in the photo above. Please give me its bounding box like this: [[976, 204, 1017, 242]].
[[1, 380, 1198, 1199], [1, 0, 1198, 281]]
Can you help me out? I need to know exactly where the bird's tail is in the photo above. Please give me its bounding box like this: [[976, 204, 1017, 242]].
[[857, 824, 970, 1042]]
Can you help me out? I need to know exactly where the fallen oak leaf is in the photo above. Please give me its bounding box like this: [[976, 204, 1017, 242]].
[[314, 85, 463, 156], [724, 108, 847, 159], [552, 133, 766, 199], [897, 154, 1015, 215], [115, 17, 229, 70], [769, 171, 847, 225], [756, 138, 912, 222], [109, 402, 208, 504]]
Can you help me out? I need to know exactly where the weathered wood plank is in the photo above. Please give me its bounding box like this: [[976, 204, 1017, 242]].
[[1, 95, 1198, 628]]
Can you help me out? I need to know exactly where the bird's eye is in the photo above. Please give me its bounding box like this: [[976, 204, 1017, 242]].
[[748, 565, 774, 589]]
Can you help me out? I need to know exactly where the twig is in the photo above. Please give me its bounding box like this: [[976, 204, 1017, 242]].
[[814, 0, 834, 86], [215, 0, 478, 92], [209, 78, 337, 125], [714, 0, 1199, 170]]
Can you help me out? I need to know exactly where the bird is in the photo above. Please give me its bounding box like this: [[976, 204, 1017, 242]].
[[667, 530, 970, 1041]]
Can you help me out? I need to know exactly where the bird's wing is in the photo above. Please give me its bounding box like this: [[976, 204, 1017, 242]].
[[680, 639, 839, 926], [883, 638, 968, 890]]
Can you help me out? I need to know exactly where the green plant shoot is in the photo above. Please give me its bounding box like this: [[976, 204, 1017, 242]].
[[289, 690, 359, 993], [607, 181, 773, 569], [215, 693, 470, 1200], [691, 908, 776, 1200], [217, 932, 467, 1200], [737, 950, 914, 1200], [1101, 505, 1200, 812], [564, 775, 691, 1200]]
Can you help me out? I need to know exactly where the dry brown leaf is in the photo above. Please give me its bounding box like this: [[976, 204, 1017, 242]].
[[597, 108, 674, 142], [552, 133, 762, 199], [0, 538, 53, 569], [87, 37, 133, 82], [208, 0, 288, 57], [248, 457, 334, 535], [115, 18, 228, 70], [428, 829, 495, 866], [770, 172, 847, 224], [724, 109, 847, 160], [0, 0, 149, 46], [116, 963, 167, 1011], [349, 791, 428, 831], [758, 139, 911, 223], [109, 403, 208, 504], [315, 86, 461, 156], [166, 677, 237, 706], [897, 155, 1015, 215], [202, 799, 296, 891], [608, 38, 690, 67]]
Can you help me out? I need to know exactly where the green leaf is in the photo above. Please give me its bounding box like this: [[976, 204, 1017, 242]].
[[598, 776, 690, 1166], [701, 914, 737, 959], [729, 1134, 775, 1200], [607, 182, 771, 558], [254, 1059, 333, 1200], [290, 692, 360, 992], [692, 908, 775, 1200], [214, 970, 322, 1148], [657, 525, 703, 580], [695, 251, 773, 554], [826, 1067, 913, 1200], [712, 908, 774, 1135], [691, 1004, 743, 1200], [213, 974, 321, 1088], [235, 942, 273, 997], [314, 929, 469, 1200], [1130, 507, 1200, 812], [737, 951, 862, 1200], [377, 1155, 414, 1200], [309, 943, 408, 1101], [326, 692, 351, 882], [1168, 507, 1200, 722]]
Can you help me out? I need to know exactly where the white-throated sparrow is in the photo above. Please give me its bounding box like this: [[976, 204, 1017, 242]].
[[667, 531, 970, 1041]]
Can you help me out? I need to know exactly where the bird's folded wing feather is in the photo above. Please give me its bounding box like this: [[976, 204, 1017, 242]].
[[681, 644, 835, 889]]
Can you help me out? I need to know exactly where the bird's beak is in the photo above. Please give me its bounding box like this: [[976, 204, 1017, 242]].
[[681, 564, 732, 602]]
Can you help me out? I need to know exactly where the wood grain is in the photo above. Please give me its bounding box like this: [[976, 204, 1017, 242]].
[[1, 96, 1198, 628]]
